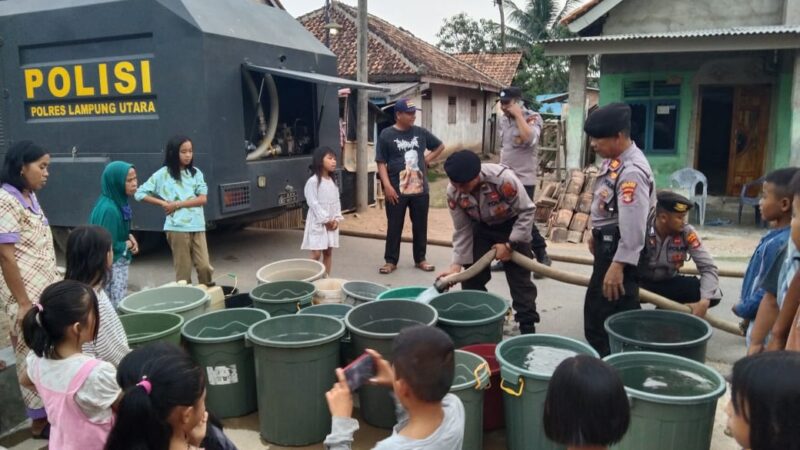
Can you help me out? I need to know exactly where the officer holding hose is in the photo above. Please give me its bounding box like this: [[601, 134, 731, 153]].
[[437, 150, 539, 335], [583, 103, 656, 356]]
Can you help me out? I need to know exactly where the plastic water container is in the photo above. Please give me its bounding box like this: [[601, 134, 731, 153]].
[[451, 350, 491, 450], [428, 290, 508, 347], [250, 280, 316, 316], [312, 278, 347, 304], [256, 258, 326, 284], [604, 351, 726, 450], [119, 286, 210, 320], [341, 281, 388, 306], [119, 312, 184, 348], [605, 310, 713, 362]]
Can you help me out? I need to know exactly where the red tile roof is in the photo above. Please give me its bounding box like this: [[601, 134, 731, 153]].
[[453, 52, 523, 87], [297, 3, 502, 90]]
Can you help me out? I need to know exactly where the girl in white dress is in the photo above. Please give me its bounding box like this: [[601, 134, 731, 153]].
[[302, 147, 343, 275]]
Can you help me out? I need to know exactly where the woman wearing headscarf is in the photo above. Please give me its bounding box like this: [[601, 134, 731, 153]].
[[89, 161, 139, 308]]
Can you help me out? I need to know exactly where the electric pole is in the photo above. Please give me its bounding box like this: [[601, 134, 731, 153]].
[[356, 0, 369, 213]]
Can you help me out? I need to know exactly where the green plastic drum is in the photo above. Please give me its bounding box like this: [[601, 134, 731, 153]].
[[182, 308, 269, 418], [451, 350, 491, 450], [248, 314, 345, 446], [298, 303, 353, 319], [375, 286, 427, 301], [119, 286, 210, 320], [429, 290, 508, 347], [496, 334, 599, 450], [341, 280, 388, 306], [604, 351, 726, 450], [344, 299, 439, 429], [605, 310, 713, 362], [249, 280, 315, 316], [119, 312, 184, 348]]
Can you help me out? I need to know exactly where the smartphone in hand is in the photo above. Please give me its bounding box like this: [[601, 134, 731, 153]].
[[343, 353, 376, 392]]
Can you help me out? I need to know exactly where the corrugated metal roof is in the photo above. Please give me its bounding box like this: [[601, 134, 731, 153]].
[[541, 26, 800, 44]]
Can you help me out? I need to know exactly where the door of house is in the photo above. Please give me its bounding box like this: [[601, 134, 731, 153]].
[[726, 85, 771, 196]]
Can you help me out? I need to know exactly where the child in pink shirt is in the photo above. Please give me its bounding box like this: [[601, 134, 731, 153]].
[[21, 280, 120, 450]]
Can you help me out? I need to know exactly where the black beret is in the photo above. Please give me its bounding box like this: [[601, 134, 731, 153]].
[[444, 150, 482, 183], [584, 102, 631, 138], [499, 86, 523, 100], [657, 191, 693, 213]]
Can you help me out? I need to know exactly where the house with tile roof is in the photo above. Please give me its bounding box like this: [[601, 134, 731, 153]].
[[453, 52, 524, 87], [298, 3, 505, 154], [545, 0, 800, 195]]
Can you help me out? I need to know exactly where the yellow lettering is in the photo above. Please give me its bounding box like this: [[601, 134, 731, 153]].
[[47, 67, 71, 98], [24, 69, 44, 99], [74, 66, 95, 96], [140, 60, 152, 93], [98, 64, 109, 95], [114, 62, 136, 94]]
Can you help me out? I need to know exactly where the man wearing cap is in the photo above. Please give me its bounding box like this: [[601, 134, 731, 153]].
[[492, 86, 551, 276], [638, 191, 721, 318], [376, 98, 446, 274], [584, 102, 656, 356], [437, 150, 539, 334]]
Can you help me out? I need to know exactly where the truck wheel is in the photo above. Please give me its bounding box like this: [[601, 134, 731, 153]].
[[51, 226, 73, 254]]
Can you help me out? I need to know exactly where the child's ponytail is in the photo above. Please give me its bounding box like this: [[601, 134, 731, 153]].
[[106, 379, 170, 450], [21, 280, 98, 358], [21, 303, 51, 358], [106, 346, 206, 450]]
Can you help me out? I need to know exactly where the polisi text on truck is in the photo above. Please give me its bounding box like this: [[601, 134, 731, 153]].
[[23, 60, 152, 99]]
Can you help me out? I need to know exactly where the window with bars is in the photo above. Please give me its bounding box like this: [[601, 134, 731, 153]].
[[448, 96, 457, 124], [623, 79, 681, 154]]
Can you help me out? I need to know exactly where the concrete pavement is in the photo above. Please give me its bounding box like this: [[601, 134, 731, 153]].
[[1, 228, 741, 449]]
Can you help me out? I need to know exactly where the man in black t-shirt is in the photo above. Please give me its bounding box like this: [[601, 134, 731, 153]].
[[376, 98, 446, 274]]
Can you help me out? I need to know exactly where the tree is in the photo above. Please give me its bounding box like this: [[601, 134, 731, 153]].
[[435, 13, 503, 53], [502, 0, 577, 96], [494, 0, 506, 50]]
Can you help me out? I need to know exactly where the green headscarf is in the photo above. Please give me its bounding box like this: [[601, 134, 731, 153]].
[[89, 161, 134, 262]]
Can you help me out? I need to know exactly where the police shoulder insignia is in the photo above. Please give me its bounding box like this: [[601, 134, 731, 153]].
[[619, 181, 637, 204], [610, 172, 619, 180], [686, 231, 701, 249], [500, 182, 517, 198], [609, 159, 621, 171]]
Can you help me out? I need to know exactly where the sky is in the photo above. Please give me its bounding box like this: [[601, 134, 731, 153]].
[[282, 0, 570, 46]]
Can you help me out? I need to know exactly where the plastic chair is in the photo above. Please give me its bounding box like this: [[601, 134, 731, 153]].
[[669, 168, 708, 226], [738, 176, 764, 226]]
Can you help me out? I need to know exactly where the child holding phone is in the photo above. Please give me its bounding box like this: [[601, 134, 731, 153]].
[[324, 326, 464, 449]]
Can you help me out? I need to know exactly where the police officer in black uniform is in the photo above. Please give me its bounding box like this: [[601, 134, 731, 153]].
[[584, 103, 656, 356]]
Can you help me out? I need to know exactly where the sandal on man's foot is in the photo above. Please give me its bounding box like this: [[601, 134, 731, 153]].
[[379, 263, 397, 274], [415, 261, 436, 272]]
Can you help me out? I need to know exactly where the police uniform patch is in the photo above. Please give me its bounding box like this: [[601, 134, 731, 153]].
[[686, 232, 701, 249], [620, 181, 637, 204], [609, 159, 621, 171], [459, 198, 472, 209], [674, 202, 688, 212], [488, 191, 500, 202], [492, 204, 509, 218], [500, 182, 517, 198], [610, 172, 619, 180]]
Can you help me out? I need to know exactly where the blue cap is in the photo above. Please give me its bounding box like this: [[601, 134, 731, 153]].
[[394, 98, 419, 113]]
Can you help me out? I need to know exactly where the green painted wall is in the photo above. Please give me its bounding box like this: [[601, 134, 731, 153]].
[[598, 72, 695, 187]]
